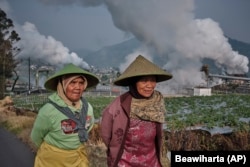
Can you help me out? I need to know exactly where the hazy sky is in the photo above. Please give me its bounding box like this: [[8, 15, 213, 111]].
[[4, 0, 126, 51], [3, 0, 250, 51], [1, 0, 250, 90], [195, 0, 250, 45]]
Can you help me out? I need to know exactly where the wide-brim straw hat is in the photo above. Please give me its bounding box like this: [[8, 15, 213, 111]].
[[44, 63, 99, 91], [114, 55, 172, 86]]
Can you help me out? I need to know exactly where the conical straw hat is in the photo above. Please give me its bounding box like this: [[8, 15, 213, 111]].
[[44, 63, 99, 91], [114, 55, 172, 86]]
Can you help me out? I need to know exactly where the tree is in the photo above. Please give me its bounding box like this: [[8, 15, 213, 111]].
[[0, 8, 21, 99]]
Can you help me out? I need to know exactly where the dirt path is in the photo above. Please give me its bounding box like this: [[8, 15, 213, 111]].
[[0, 128, 35, 167]]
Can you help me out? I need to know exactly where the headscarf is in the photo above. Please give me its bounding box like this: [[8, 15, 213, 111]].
[[130, 90, 166, 123], [128, 76, 156, 99], [128, 76, 166, 123], [128, 77, 146, 99], [57, 75, 87, 109], [62, 75, 87, 92]]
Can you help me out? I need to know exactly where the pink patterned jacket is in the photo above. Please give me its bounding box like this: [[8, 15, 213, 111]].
[[100, 92, 164, 167]]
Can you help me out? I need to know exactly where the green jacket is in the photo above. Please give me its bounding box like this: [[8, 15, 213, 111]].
[[31, 93, 95, 150]]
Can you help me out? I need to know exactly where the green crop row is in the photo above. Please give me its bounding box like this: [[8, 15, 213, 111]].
[[12, 94, 250, 132], [164, 95, 250, 131]]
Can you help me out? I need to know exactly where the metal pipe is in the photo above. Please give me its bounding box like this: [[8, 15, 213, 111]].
[[208, 74, 250, 81]]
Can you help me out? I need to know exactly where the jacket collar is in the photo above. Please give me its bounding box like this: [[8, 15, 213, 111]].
[[120, 92, 132, 117]]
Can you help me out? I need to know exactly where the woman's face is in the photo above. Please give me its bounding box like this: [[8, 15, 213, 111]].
[[136, 76, 156, 97], [65, 77, 86, 102]]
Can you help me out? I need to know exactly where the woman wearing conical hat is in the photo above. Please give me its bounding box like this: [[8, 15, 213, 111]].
[[100, 55, 172, 167], [30, 63, 99, 167]]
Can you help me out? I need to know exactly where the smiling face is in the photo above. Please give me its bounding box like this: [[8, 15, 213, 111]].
[[136, 75, 156, 98], [65, 77, 86, 102]]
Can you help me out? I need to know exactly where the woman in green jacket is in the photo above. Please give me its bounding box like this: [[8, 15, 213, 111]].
[[31, 63, 99, 167]]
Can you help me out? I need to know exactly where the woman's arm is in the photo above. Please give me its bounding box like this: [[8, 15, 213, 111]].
[[100, 106, 113, 147], [30, 108, 51, 147]]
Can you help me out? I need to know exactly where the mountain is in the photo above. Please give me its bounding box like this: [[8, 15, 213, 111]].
[[76, 37, 250, 75], [228, 37, 250, 57], [78, 38, 141, 68]]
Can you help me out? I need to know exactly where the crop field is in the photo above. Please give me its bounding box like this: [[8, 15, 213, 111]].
[[13, 94, 250, 132], [165, 95, 250, 132], [12, 94, 115, 118], [1, 93, 248, 167]]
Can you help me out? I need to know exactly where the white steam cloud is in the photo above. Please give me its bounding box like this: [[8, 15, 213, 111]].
[[2, 0, 249, 92], [1, 0, 90, 70], [1, 0, 90, 88], [119, 47, 153, 72], [103, 0, 249, 90], [39, 0, 249, 92], [14, 22, 90, 87], [15, 22, 89, 69]]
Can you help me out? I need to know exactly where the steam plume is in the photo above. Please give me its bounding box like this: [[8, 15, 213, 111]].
[[1, 0, 90, 70], [39, 0, 249, 91], [3, 0, 249, 92], [15, 22, 89, 69], [104, 0, 249, 89]]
